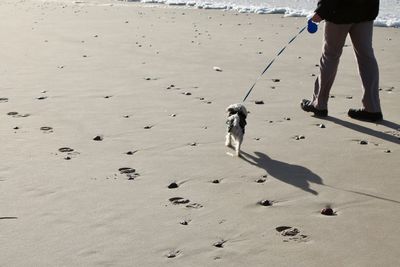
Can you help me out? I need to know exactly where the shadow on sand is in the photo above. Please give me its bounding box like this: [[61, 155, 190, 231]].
[[241, 151, 400, 204], [323, 117, 400, 145], [241, 151, 323, 195]]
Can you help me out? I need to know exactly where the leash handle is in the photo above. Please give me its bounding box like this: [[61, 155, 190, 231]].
[[242, 25, 307, 103]]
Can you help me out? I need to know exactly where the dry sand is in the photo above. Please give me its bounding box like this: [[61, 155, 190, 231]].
[[1, 0, 399, 266]]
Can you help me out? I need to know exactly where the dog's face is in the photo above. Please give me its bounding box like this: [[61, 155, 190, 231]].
[[226, 103, 248, 118]]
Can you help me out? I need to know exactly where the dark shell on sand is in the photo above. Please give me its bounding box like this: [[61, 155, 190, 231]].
[[168, 182, 179, 189], [93, 135, 103, 141], [321, 208, 335, 216], [259, 200, 273, 206], [213, 240, 226, 248]]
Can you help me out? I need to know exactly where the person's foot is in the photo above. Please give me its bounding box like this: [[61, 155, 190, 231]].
[[348, 108, 383, 122], [300, 99, 328, 117]]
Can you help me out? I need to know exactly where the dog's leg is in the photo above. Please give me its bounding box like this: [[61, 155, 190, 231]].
[[225, 133, 232, 147], [235, 138, 241, 157]]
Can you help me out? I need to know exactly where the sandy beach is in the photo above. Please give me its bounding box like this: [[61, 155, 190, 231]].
[[1, 0, 399, 266]]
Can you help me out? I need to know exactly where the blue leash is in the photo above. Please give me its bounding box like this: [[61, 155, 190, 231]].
[[242, 23, 311, 102]]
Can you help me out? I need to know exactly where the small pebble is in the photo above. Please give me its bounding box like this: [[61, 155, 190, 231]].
[[318, 124, 326, 128], [384, 149, 391, 153], [321, 207, 335, 216], [256, 175, 267, 183], [93, 135, 103, 141], [166, 251, 179, 258], [168, 182, 179, 189], [294, 135, 305, 140], [183, 92, 191, 96], [255, 100, 264, 105], [212, 179, 220, 184], [359, 140, 368, 145], [272, 79, 280, 82], [259, 199, 273, 206], [213, 66, 222, 72], [213, 240, 226, 248]]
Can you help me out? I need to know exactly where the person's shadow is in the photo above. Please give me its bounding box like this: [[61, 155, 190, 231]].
[[241, 151, 323, 195], [322, 117, 400, 145]]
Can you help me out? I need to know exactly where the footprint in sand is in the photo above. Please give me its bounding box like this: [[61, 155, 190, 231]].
[[275, 226, 309, 242], [186, 203, 203, 209], [169, 197, 190, 205], [59, 147, 74, 153], [118, 167, 139, 180], [40, 126, 53, 133], [7, 112, 30, 118], [57, 147, 80, 160]]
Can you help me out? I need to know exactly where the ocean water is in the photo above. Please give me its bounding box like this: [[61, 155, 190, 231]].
[[140, 0, 400, 27], [50, 0, 400, 27]]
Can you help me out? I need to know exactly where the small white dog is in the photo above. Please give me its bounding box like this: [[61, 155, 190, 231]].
[[225, 103, 248, 157]]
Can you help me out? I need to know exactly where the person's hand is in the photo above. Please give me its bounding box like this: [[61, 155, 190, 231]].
[[311, 13, 323, 23]]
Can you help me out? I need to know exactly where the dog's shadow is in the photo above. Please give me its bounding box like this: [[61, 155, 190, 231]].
[[241, 151, 323, 195]]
